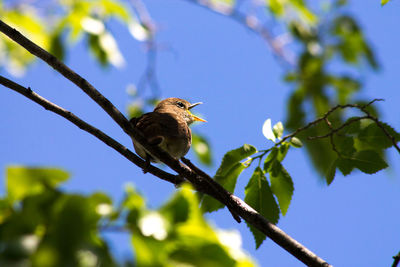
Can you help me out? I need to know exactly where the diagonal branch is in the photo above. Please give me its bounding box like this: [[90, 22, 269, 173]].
[[0, 20, 132, 134], [0, 20, 331, 266], [0, 73, 331, 267], [0, 75, 182, 185], [0, 19, 187, 180]]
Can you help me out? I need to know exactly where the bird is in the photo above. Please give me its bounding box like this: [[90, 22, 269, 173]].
[[130, 97, 206, 171]]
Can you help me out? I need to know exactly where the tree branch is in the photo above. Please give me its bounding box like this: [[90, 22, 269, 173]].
[[393, 251, 400, 267], [307, 116, 369, 140], [0, 19, 331, 266], [0, 75, 182, 185], [181, 0, 295, 65], [302, 100, 400, 154]]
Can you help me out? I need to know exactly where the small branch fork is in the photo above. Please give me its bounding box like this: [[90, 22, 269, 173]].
[[275, 99, 400, 154], [0, 20, 330, 266]]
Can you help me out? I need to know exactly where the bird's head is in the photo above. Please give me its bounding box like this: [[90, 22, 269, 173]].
[[154, 97, 206, 125]]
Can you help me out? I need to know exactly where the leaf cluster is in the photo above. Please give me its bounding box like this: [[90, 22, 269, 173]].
[[201, 120, 300, 248], [281, 1, 384, 175], [0, 0, 149, 75], [325, 119, 400, 184], [0, 166, 256, 266], [201, 114, 400, 248]]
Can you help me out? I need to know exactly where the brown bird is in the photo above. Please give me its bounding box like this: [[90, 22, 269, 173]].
[[130, 97, 206, 169]]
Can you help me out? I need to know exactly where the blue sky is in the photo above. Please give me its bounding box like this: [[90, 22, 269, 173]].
[[1, 0, 399, 266]]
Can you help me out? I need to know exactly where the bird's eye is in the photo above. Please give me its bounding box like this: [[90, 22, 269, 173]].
[[176, 101, 185, 109]]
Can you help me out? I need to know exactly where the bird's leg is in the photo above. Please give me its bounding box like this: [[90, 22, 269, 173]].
[[141, 136, 163, 173], [142, 154, 151, 174]]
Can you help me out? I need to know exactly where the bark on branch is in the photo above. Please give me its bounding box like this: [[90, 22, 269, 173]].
[[0, 19, 330, 266]]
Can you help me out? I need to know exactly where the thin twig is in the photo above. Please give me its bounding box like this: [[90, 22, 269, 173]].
[[276, 99, 385, 147], [182, 0, 295, 65], [359, 105, 400, 154], [0, 20, 331, 266], [303, 100, 400, 154], [308, 116, 369, 140], [130, 0, 161, 96]]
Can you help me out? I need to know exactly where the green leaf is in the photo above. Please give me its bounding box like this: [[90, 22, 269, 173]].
[[161, 183, 203, 225], [192, 133, 213, 166], [269, 162, 294, 216], [4, 10, 50, 48], [123, 183, 146, 224], [201, 163, 246, 213], [6, 166, 69, 202], [246, 224, 266, 250], [343, 117, 362, 134], [31, 194, 108, 266], [336, 157, 354, 176], [245, 168, 280, 224], [131, 233, 168, 266], [214, 144, 257, 177], [89, 192, 113, 217], [122, 183, 145, 210], [277, 143, 290, 162], [286, 89, 306, 130], [199, 144, 257, 212], [164, 185, 256, 266], [351, 150, 388, 174], [325, 160, 337, 185], [358, 123, 400, 150], [127, 102, 144, 119], [88, 34, 108, 66], [284, 72, 298, 82], [266, 0, 285, 16], [335, 135, 356, 156], [299, 125, 338, 176], [263, 147, 278, 172], [272, 122, 284, 139], [49, 32, 65, 61], [336, 150, 388, 176], [100, 0, 130, 22], [381, 0, 391, 5], [328, 75, 361, 104], [288, 0, 318, 24], [333, 15, 379, 69]]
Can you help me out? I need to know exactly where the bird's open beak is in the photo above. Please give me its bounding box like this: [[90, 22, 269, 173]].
[[188, 102, 203, 110], [188, 102, 206, 122], [191, 113, 207, 122]]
